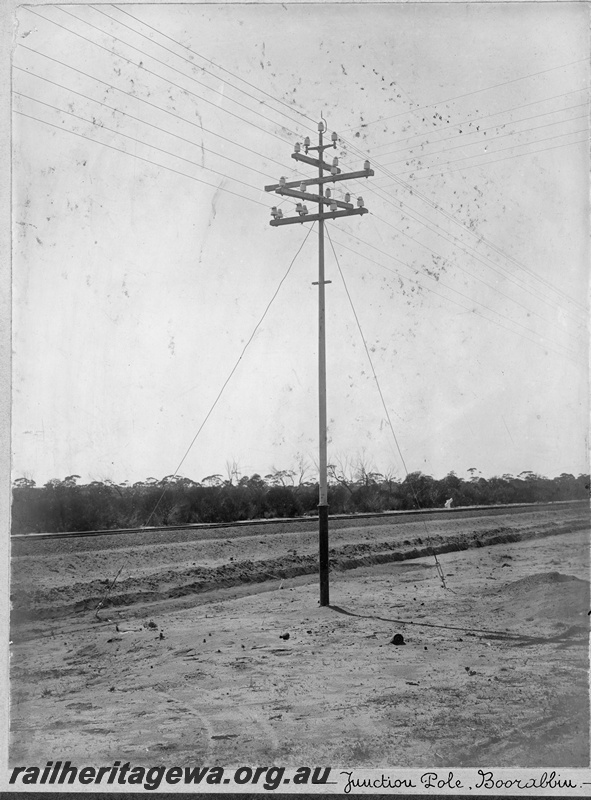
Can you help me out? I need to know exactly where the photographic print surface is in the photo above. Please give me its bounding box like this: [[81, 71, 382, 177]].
[[7, 0, 590, 786]]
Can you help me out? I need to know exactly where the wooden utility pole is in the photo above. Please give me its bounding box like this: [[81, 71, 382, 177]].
[[264, 122, 373, 606]]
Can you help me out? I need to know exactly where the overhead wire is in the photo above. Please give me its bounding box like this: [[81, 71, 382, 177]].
[[379, 106, 589, 168], [35, 2, 585, 324], [325, 139, 583, 336], [332, 218, 584, 363], [339, 71, 589, 315], [94, 4, 316, 134], [407, 133, 590, 181], [15, 49, 296, 175], [376, 88, 589, 157], [59, 5, 299, 140], [14, 110, 271, 208], [344, 57, 588, 134], [23, 13, 536, 338], [143, 224, 316, 526], [29, 1, 584, 328], [369, 208, 569, 330], [18, 7, 587, 344], [111, 3, 318, 128], [331, 146, 588, 328], [21, 6, 313, 193], [326, 225, 450, 589], [304, 129, 587, 327], [14, 68, 278, 183], [325, 226, 409, 476], [339, 133, 589, 316], [322, 117, 589, 328], [288, 138, 588, 332], [352, 134, 589, 312], [15, 9, 587, 517], [23, 7, 293, 146], [324, 225, 586, 367], [295, 144, 588, 334], [14, 92, 281, 198], [331, 54, 588, 310], [389, 124, 589, 179]]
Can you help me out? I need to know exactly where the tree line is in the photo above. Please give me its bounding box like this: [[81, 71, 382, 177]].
[[11, 468, 589, 534]]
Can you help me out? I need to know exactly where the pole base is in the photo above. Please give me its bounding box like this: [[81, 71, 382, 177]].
[[318, 503, 329, 606]]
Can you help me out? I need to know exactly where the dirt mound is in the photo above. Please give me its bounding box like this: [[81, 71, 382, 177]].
[[11, 513, 589, 622], [487, 571, 590, 622]]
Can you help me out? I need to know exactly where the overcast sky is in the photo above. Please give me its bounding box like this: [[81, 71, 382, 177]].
[[11, 1, 589, 486]]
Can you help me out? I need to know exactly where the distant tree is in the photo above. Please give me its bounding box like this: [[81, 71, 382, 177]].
[[265, 486, 302, 518], [201, 474, 224, 488], [224, 459, 241, 486], [265, 468, 295, 487], [402, 471, 437, 508], [12, 477, 36, 489], [293, 453, 314, 487], [10, 462, 589, 534], [327, 458, 355, 496]]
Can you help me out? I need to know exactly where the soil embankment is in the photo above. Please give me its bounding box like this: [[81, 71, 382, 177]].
[[11, 503, 588, 621]]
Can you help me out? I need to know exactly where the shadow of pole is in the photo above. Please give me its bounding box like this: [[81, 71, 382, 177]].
[[326, 603, 583, 646]]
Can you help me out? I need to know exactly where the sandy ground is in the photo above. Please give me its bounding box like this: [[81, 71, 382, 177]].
[[9, 507, 590, 768]]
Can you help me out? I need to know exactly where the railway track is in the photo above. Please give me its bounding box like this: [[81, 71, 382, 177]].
[[11, 499, 586, 541]]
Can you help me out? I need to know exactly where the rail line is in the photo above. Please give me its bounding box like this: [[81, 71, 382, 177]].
[[11, 499, 586, 541]]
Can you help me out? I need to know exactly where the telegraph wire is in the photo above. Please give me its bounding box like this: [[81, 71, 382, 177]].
[[313, 128, 588, 321], [330, 139, 581, 318], [326, 226, 410, 478], [14, 92, 282, 198], [372, 205, 582, 332], [377, 89, 589, 157], [380, 107, 588, 168], [14, 68, 277, 183], [369, 209, 566, 331], [17, 100, 579, 360], [337, 70, 589, 314], [390, 124, 589, 179], [340, 220, 583, 361], [15, 13, 587, 522], [32, 3, 583, 322], [344, 57, 588, 134], [340, 133, 589, 316], [326, 225, 461, 591], [24, 7, 292, 146], [143, 224, 316, 527], [18, 11, 587, 325], [293, 101, 584, 329], [61, 6, 301, 139], [60, 5, 293, 139], [340, 87, 590, 315], [409, 133, 590, 181], [14, 110, 271, 208], [112, 4, 318, 128], [366, 204, 583, 333], [38, 2, 582, 324], [94, 4, 315, 135], [16, 46, 292, 174], [325, 227, 585, 367], [330, 217, 583, 361], [332, 144, 588, 327], [346, 104, 586, 330]]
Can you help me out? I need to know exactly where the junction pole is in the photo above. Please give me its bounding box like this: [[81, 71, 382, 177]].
[[264, 123, 373, 606]]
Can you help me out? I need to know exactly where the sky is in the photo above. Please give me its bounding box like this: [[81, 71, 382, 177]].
[[10, 1, 590, 487]]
